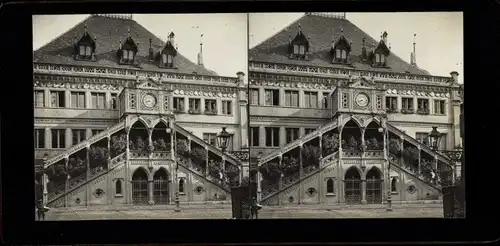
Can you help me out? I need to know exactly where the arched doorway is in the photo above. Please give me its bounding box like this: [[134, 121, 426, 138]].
[[153, 168, 169, 204], [132, 168, 149, 204], [366, 167, 382, 204], [341, 120, 362, 153], [344, 167, 362, 204]]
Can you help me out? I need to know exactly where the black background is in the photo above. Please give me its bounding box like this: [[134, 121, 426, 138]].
[[1, 0, 499, 244]]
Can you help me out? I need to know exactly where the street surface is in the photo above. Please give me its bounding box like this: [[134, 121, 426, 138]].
[[41, 204, 444, 220]]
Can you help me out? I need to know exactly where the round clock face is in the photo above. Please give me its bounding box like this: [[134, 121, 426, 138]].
[[355, 93, 369, 107], [142, 94, 157, 108]]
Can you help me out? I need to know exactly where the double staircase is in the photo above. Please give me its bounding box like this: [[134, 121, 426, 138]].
[[43, 116, 243, 206]]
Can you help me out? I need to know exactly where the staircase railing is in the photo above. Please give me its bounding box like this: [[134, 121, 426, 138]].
[[389, 153, 441, 191], [44, 121, 126, 169], [177, 157, 231, 193], [259, 118, 339, 165], [173, 123, 242, 166]]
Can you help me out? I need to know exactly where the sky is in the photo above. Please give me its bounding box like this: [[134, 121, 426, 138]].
[[32, 14, 248, 79], [249, 12, 463, 84]]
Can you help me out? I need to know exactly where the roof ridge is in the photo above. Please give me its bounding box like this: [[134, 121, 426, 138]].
[[250, 14, 305, 50]]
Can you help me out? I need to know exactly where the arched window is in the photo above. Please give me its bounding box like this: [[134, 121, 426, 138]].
[[336, 49, 341, 59], [85, 46, 92, 56], [326, 179, 334, 194], [179, 178, 184, 193], [79, 46, 85, 56], [391, 177, 397, 192], [116, 179, 122, 195], [299, 45, 305, 55], [293, 45, 299, 55], [341, 50, 347, 59], [375, 53, 380, 63]]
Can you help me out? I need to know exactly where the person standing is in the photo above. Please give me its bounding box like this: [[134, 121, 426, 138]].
[[36, 199, 45, 221], [250, 197, 259, 219]]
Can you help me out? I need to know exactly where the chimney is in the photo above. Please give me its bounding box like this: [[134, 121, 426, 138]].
[[148, 38, 154, 60], [361, 37, 366, 59], [197, 34, 204, 67], [382, 31, 388, 44], [410, 33, 417, 66], [450, 71, 459, 83], [236, 72, 245, 83], [169, 32, 175, 47]]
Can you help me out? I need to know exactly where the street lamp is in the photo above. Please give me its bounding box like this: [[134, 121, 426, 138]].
[[168, 124, 181, 213], [429, 127, 442, 152], [217, 127, 231, 186], [378, 114, 392, 212]]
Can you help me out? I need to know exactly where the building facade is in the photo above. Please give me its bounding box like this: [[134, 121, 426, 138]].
[[34, 14, 249, 207], [249, 13, 463, 205]]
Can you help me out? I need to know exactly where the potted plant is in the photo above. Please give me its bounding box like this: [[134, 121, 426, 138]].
[[190, 147, 207, 169], [188, 108, 201, 114], [417, 108, 430, 115], [346, 136, 361, 152], [388, 139, 402, 156], [301, 145, 321, 168], [225, 164, 240, 180], [281, 156, 299, 176], [110, 134, 127, 157], [208, 159, 223, 178], [204, 108, 217, 115], [45, 163, 68, 184], [176, 139, 190, 157], [67, 157, 86, 178], [89, 146, 109, 170]]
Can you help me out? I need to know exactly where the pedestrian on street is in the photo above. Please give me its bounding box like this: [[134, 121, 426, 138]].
[[36, 199, 45, 221], [250, 197, 261, 219]]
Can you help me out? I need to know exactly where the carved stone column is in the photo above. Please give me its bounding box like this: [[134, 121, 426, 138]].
[[107, 136, 112, 204], [43, 173, 49, 205], [257, 171, 262, 202], [64, 157, 69, 207], [298, 144, 303, 204], [148, 179, 155, 205], [205, 147, 209, 176], [361, 178, 367, 204], [318, 135, 323, 159], [44, 128, 51, 149], [259, 126, 265, 147], [279, 127, 286, 147], [125, 126, 131, 204], [86, 145, 91, 206], [399, 137, 404, 167], [278, 155, 283, 206], [417, 146, 421, 175], [65, 128, 72, 149]]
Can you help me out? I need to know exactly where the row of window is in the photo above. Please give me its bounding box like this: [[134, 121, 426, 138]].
[[249, 89, 329, 108], [173, 97, 233, 115], [34, 90, 118, 110], [386, 97, 446, 115], [34, 129, 104, 149], [250, 127, 317, 147], [202, 133, 234, 152]]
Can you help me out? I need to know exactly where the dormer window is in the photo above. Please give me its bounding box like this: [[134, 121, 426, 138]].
[[331, 33, 351, 64], [372, 34, 391, 68], [289, 24, 309, 60], [162, 54, 174, 68], [159, 32, 177, 69], [118, 31, 138, 65], [73, 25, 96, 61]]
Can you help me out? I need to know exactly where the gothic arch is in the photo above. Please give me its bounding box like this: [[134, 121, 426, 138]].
[[364, 117, 381, 128], [153, 167, 170, 181], [343, 166, 362, 179], [129, 116, 151, 131], [132, 166, 152, 181], [341, 117, 363, 130], [365, 166, 383, 180]]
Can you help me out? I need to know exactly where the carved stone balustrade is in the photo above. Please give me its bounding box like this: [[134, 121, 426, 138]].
[[364, 150, 384, 158], [228, 150, 250, 162], [343, 151, 362, 158], [151, 151, 172, 159], [68, 173, 86, 190], [48, 185, 65, 201], [130, 151, 149, 159]]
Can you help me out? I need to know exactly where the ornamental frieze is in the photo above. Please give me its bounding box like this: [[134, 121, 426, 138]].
[[173, 89, 237, 99], [176, 122, 239, 128], [249, 61, 451, 84], [249, 79, 336, 91], [249, 116, 329, 124], [33, 80, 122, 92], [34, 118, 117, 125]]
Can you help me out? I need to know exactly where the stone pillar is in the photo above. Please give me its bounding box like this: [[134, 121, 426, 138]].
[[44, 89, 51, 107], [299, 127, 305, 138], [259, 126, 265, 147], [125, 127, 131, 204], [417, 146, 421, 175], [43, 173, 49, 205], [184, 97, 189, 113], [317, 91, 323, 108], [298, 145, 303, 204], [148, 180, 155, 205], [279, 88, 285, 107], [205, 147, 209, 176], [86, 146, 91, 206], [318, 135, 323, 159], [45, 128, 51, 149], [278, 155, 283, 205], [64, 157, 69, 207], [299, 89, 304, 108], [65, 128, 72, 149], [279, 127, 286, 146], [259, 87, 265, 106], [257, 171, 262, 202], [85, 91, 91, 109], [107, 136, 112, 205], [65, 90, 71, 108], [361, 179, 367, 204], [105, 91, 111, 109]]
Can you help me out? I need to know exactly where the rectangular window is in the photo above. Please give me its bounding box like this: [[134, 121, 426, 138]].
[[401, 98, 414, 111], [265, 89, 279, 106], [304, 91, 318, 108], [50, 91, 65, 108], [265, 127, 280, 147], [434, 100, 446, 115], [91, 92, 105, 109], [72, 129, 86, 146], [202, 133, 217, 146], [92, 129, 103, 136], [70, 92, 85, 108], [111, 93, 117, 109], [205, 99, 217, 114], [284, 90, 299, 107], [250, 127, 259, 147], [285, 128, 299, 144], [293, 45, 299, 54], [173, 97, 185, 111], [299, 45, 305, 55], [222, 101, 232, 115], [189, 98, 201, 112], [34, 90, 45, 107], [304, 128, 316, 135], [416, 132, 430, 147], [51, 129, 66, 149], [322, 92, 329, 109], [79, 46, 85, 56], [250, 89, 259, 105], [34, 129, 45, 148], [439, 133, 447, 150], [227, 134, 234, 152], [386, 96, 398, 111], [417, 99, 429, 114]]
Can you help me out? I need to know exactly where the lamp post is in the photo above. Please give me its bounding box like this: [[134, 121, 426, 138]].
[[378, 114, 392, 212], [167, 125, 181, 213], [217, 127, 231, 186], [429, 127, 442, 152]]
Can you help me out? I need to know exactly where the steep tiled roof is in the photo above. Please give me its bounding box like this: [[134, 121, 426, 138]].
[[249, 14, 430, 76], [34, 15, 217, 76]]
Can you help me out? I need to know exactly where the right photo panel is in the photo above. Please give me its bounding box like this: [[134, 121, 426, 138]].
[[248, 12, 464, 218]]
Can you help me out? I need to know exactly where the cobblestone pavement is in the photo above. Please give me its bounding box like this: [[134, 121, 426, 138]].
[[42, 204, 444, 220]]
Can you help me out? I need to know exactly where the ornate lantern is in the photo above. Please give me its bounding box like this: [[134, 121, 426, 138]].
[[429, 127, 442, 151], [217, 127, 231, 152]]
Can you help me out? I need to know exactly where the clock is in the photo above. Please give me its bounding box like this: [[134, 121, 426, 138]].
[[142, 94, 157, 108], [355, 93, 369, 107]]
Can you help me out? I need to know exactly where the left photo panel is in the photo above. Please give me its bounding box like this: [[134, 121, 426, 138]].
[[33, 13, 249, 220]]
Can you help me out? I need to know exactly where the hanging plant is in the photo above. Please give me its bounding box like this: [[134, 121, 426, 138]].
[[265, 162, 281, 181], [388, 139, 402, 156], [322, 133, 339, 156], [281, 156, 299, 176], [403, 146, 420, 160], [208, 159, 223, 178], [110, 134, 127, 157], [190, 147, 207, 167], [67, 157, 86, 178], [134, 136, 146, 151], [176, 139, 190, 157], [301, 145, 321, 167], [89, 146, 109, 169], [346, 136, 361, 152], [154, 138, 169, 151], [45, 163, 67, 183], [366, 137, 382, 150]]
